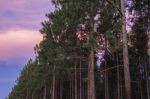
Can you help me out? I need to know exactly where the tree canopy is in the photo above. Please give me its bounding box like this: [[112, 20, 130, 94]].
[[8, 0, 150, 99]]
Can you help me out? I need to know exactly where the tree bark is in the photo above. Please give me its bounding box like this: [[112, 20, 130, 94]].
[[43, 84, 47, 99], [138, 60, 143, 99], [121, 0, 131, 99], [75, 64, 77, 99], [60, 81, 62, 99], [88, 48, 95, 99], [51, 65, 56, 99], [144, 56, 150, 99], [117, 53, 120, 99], [71, 73, 74, 99], [26, 89, 28, 99], [32, 93, 34, 99], [87, 10, 95, 99], [105, 71, 109, 99], [79, 60, 82, 99], [104, 38, 109, 99], [70, 77, 72, 99]]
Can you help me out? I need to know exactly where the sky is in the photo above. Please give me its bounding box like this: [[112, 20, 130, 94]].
[[0, 0, 54, 98]]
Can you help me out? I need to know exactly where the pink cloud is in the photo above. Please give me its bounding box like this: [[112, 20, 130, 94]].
[[0, 29, 42, 64], [0, 0, 54, 31]]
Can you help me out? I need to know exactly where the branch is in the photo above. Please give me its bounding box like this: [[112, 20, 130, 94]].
[[105, 0, 123, 16]]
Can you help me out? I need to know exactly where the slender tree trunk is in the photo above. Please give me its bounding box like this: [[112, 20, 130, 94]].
[[40, 93, 42, 99], [104, 38, 109, 99], [145, 56, 150, 99], [32, 93, 34, 99], [75, 64, 77, 99], [88, 11, 95, 99], [139, 80, 143, 99], [51, 65, 56, 99], [88, 48, 95, 99], [115, 33, 120, 99], [137, 58, 143, 99], [117, 53, 120, 99], [60, 80, 63, 99], [147, 15, 150, 99], [105, 71, 109, 99], [26, 89, 28, 99], [79, 60, 82, 99], [121, 0, 131, 99], [70, 78, 72, 99], [56, 80, 58, 99], [72, 73, 74, 99], [82, 77, 85, 99], [43, 84, 47, 99]]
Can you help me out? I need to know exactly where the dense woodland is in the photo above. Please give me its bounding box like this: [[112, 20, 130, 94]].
[[8, 0, 150, 99]]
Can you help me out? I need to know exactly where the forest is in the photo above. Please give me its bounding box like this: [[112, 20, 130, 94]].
[[8, 0, 150, 99]]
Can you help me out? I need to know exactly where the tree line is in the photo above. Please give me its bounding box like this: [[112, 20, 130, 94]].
[[8, 0, 150, 99]]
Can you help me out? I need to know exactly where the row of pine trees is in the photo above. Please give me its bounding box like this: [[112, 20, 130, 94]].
[[8, 0, 150, 99]]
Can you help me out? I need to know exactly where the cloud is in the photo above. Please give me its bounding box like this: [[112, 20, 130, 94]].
[[0, 0, 54, 98], [0, 29, 42, 64], [0, 0, 55, 31], [0, 0, 54, 14]]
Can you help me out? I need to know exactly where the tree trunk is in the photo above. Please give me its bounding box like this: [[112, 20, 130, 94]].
[[104, 38, 109, 99], [88, 48, 95, 99], [70, 77, 72, 99], [145, 56, 150, 99], [32, 93, 34, 99], [51, 65, 56, 99], [60, 80, 63, 99], [72, 73, 74, 99], [139, 80, 143, 99], [26, 89, 28, 99], [121, 0, 131, 99], [105, 71, 109, 99], [117, 53, 120, 99], [115, 31, 120, 99], [138, 60, 144, 99], [147, 15, 150, 99], [75, 64, 77, 99], [43, 84, 47, 99], [79, 60, 82, 99], [87, 10, 95, 99]]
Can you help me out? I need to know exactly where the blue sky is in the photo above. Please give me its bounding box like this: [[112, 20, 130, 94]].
[[0, 62, 22, 99], [0, 0, 54, 98]]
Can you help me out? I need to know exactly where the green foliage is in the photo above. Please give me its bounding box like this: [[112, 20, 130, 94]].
[[8, 0, 150, 99]]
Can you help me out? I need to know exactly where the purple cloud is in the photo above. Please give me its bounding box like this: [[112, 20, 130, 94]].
[[0, 0, 55, 32], [0, 29, 42, 64], [0, 0, 54, 98]]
